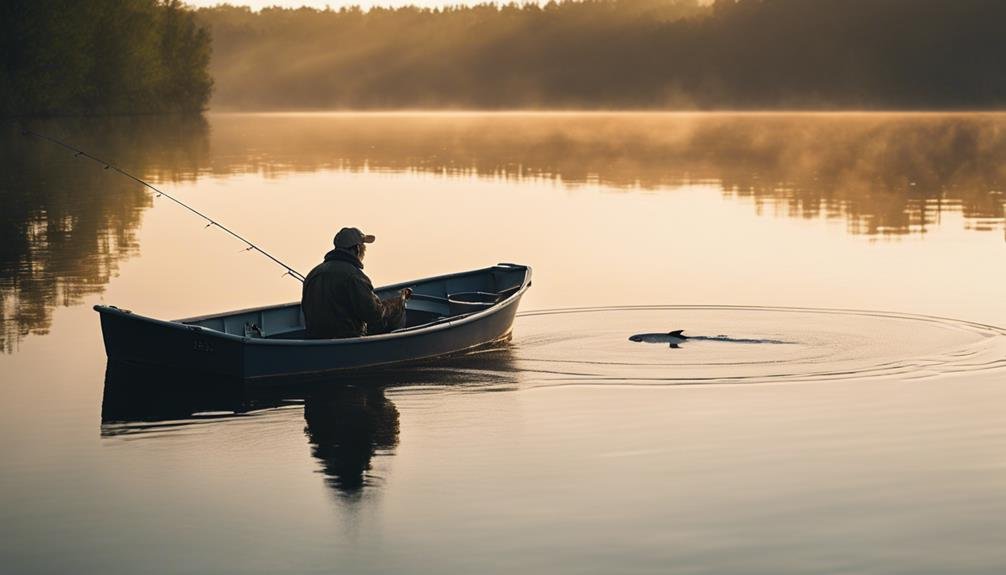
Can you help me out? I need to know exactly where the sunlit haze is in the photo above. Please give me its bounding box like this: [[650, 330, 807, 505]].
[[4, 1, 1006, 574]]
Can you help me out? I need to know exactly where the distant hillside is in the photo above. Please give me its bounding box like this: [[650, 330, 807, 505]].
[[198, 0, 1006, 110]]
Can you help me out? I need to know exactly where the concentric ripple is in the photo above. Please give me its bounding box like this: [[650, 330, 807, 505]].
[[507, 306, 1006, 385]]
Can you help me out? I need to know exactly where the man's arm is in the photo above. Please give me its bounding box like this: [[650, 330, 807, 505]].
[[347, 275, 387, 326]]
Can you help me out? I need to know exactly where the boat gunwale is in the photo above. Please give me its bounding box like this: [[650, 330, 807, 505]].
[[93, 263, 532, 347]]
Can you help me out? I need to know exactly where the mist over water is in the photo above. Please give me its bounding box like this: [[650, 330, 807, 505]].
[[197, 1, 1006, 110], [4, 112, 1004, 351], [2, 112, 1006, 574]]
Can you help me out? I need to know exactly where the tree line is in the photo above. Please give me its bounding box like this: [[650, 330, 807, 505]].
[[4, 0, 1005, 114], [1, 0, 213, 116], [198, 0, 1006, 110]]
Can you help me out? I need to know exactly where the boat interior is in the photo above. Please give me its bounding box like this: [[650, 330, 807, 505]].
[[180, 264, 529, 340]]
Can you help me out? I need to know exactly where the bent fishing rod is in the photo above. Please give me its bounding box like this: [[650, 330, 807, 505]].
[[17, 126, 306, 282]]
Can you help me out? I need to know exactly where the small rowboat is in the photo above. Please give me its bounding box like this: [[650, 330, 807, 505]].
[[95, 263, 532, 380]]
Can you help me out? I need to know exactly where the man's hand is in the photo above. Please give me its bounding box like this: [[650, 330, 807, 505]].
[[400, 288, 413, 300]]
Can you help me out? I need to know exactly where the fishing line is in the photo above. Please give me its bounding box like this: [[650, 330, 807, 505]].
[[17, 125, 306, 282]]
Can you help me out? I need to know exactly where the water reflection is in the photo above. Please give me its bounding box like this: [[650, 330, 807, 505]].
[[5, 113, 1005, 353], [208, 113, 1006, 236], [0, 117, 209, 352], [100, 345, 517, 496], [100, 360, 263, 428], [101, 360, 394, 495], [304, 387, 399, 495]]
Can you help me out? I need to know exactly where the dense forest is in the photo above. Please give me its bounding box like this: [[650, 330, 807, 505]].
[[4, 0, 1004, 113], [1, 0, 213, 116], [199, 0, 1006, 109]]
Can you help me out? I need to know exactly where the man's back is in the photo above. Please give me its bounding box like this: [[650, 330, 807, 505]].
[[301, 249, 384, 339]]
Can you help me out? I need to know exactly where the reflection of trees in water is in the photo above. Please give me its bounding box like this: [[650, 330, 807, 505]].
[[0, 117, 208, 352], [8, 113, 1004, 350], [209, 113, 1006, 237]]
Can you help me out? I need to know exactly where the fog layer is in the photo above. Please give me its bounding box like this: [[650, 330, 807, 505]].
[[199, 0, 1005, 110]]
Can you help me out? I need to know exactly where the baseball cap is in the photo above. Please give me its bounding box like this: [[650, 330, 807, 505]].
[[333, 227, 376, 248]]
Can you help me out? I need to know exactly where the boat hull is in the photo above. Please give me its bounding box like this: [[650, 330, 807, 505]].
[[95, 264, 530, 380]]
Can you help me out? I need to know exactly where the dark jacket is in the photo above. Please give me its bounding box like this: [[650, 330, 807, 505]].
[[301, 249, 387, 339]]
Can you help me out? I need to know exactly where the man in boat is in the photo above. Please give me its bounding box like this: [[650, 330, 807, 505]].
[[301, 227, 411, 339]]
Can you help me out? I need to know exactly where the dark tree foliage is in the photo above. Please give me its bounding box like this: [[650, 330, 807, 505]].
[[198, 0, 1006, 109], [1, 0, 213, 116]]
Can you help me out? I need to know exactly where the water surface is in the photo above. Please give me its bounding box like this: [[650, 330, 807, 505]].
[[1, 113, 1005, 574]]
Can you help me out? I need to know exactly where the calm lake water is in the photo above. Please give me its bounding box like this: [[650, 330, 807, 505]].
[[2, 113, 1005, 574]]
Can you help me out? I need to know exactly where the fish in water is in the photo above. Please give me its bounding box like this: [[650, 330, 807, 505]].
[[629, 331, 791, 348], [629, 330, 689, 348]]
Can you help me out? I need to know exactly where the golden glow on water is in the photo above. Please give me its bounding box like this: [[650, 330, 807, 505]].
[[111, 172, 1005, 325], [120, 112, 1006, 325], [202, 112, 1006, 234], [2, 113, 1006, 574], [3, 112, 1005, 352]]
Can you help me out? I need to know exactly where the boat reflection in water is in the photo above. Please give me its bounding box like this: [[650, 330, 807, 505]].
[[100, 343, 518, 495]]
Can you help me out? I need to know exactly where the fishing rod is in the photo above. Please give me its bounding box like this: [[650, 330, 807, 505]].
[[17, 126, 306, 282]]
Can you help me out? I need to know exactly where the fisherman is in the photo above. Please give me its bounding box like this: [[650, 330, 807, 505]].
[[302, 227, 411, 339]]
